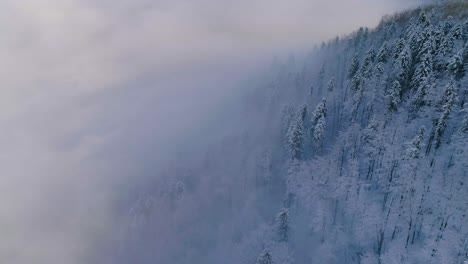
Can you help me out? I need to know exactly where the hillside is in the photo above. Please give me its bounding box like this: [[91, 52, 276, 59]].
[[121, 2, 468, 263]]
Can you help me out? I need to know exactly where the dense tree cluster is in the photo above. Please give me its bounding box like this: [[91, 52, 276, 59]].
[[121, 3, 468, 264]]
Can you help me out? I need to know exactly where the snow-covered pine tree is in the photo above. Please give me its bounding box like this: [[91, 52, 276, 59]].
[[388, 80, 402, 112], [460, 106, 468, 134], [256, 249, 273, 264], [377, 41, 389, 64], [348, 55, 360, 80], [375, 61, 385, 78], [327, 77, 335, 92], [311, 99, 327, 149], [395, 44, 412, 87], [285, 105, 307, 160], [313, 112, 327, 149], [411, 49, 434, 110], [282, 105, 296, 136], [318, 63, 326, 95], [451, 23, 463, 41], [350, 72, 362, 92], [407, 126, 425, 160], [362, 47, 376, 79], [276, 208, 289, 242], [434, 80, 457, 150], [418, 11, 430, 29], [447, 49, 465, 80], [394, 38, 405, 60]]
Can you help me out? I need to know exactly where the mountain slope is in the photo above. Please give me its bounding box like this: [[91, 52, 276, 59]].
[[121, 3, 468, 264]]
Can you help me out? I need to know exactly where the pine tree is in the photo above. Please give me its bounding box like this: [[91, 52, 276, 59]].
[[350, 73, 362, 92], [464, 42, 468, 63], [460, 113, 468, 134], [129, 193, 156, 228], [313, 115, 326, 149], [309, 84, 315, 96], [394, 38, 405, 59], [437, 33, 454, 57], [377, 42, 389, 63], [388, 80, 402, 112], [434, 80, 457, 149], [411, 51, 433, 110], [443, 16, 454, 35], [447, 51, 465, 80], [276, 208, 289, 242], [385, 21, 397, 39], [407, 12, 431, 58], [407, 127, 425, 160], [362, 47, 376, 78], [311, 99, 327, 126], [286, 105, 307, 160], [327, 77, 335, 92], [282, 105, 296, 136], [257, 249, 273, 264], [319, 63, 326, 94], [417, 34, 434, 58], [451, 23, 463, 40], [311, 99, 327, 149], [348, 55, 360, 79], [298, 104, 307, 121], [418, 12, 430, 28], [412, 51, 433, 89], [396, 46, 412, 84], [375, 62, 385, 78], [435, 28, 454, 71], [464, 20, 468, 37]]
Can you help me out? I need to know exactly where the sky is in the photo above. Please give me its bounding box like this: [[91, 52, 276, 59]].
[[0, 0, 424, 263]]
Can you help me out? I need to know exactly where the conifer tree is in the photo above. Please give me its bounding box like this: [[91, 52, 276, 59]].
[[411, 51, 433, 110], [447, 51, 465, 80], [282, 105, 296, 136], [327, 77, 335, 92], [451, 23, 463, 40], [394, 38, 405, 59], [309, 84, 315, 96], [443, 16, 454, 35], [386, 21, 397, 39], [286, 105, 307, 160], [435, 80, 457, 149], [377, 42, 389, 63], [407, 126, 425, 160], [460, 113, 468, 134], [276, 208, 289, 242], [362, 47, 376, 78], [257, 249, 273, 264], [438, 33, 454, 57], [463, 42, 468, 62], [375, 62, 385, 78], [319, 63, 326, 94], [418, 12, 430, 28], [417, 34, 434, 58], [350, 73, 362, 92], [348, 55, 360, 79], [396, 46, 412, 84], [388, 80, 402, 112], [311, 99, 327, 149]]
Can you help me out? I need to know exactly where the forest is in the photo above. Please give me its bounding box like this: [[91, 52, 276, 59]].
[[119, 2, 468, 263]]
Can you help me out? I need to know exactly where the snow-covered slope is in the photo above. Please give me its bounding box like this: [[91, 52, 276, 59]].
[[120, 2, 468, 263]]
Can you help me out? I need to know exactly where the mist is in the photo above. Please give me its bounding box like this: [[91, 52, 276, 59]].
[[0, 0, 427, 263]]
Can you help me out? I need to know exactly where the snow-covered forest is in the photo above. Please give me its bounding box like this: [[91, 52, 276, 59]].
[[115, 2, 468, 263]]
